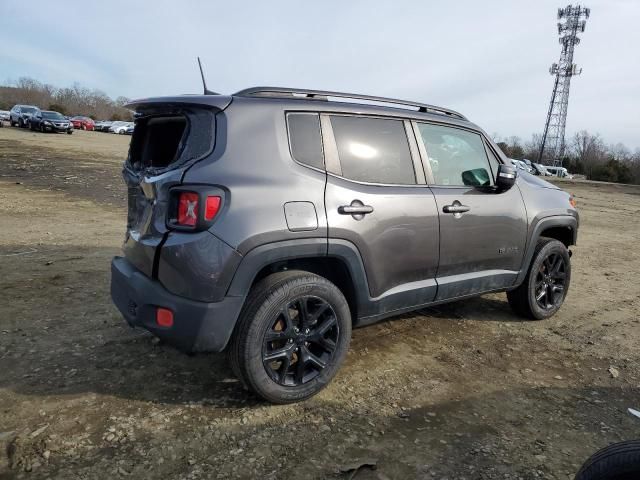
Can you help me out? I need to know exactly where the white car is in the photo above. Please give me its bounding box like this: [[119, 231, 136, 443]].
[[0, 110, 9, 121], [109, 121, 133, 134]]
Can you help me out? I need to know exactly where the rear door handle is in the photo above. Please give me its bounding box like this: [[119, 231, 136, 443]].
[[338, 200, 374, 220], [338, 205, 374, 215]]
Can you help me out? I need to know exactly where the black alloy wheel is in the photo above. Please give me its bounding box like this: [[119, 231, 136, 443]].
[[507, 237, 571, 320], [262, 296, 339, 387], [534, 252, 567, 310]]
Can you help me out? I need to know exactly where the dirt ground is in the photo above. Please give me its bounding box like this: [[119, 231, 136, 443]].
[[0, 125, 639, 480]]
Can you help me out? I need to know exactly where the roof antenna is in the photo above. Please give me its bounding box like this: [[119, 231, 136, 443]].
[[197, 57, 218, 95]]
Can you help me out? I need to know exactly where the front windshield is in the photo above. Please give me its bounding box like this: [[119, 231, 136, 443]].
[[22, 107, 37, 113], [42, 111, 64, 120]]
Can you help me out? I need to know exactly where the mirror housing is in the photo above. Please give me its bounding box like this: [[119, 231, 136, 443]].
[[496, 164, 517, 191]]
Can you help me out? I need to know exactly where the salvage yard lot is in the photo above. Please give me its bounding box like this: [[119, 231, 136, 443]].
[[0, 126, 639, 479]]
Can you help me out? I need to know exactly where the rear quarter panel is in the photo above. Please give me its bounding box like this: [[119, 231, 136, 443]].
[[183, 97, 328, 255]]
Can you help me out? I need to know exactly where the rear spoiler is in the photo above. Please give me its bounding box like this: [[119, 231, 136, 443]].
[[125, 95, 233, 112]]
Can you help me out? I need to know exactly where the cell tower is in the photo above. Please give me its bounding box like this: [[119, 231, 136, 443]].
[[538, 4, 590, 166]]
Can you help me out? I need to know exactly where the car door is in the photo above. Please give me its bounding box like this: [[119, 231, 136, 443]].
[[323, 114, 440, 316], [413, 121, 527, 301]]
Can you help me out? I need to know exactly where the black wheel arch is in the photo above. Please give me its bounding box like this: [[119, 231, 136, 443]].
[[515, 215, 578, 286], [226, 238, 369, 324]]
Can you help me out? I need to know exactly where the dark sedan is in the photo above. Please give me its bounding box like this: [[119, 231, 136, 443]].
[[30, 111, 73, 134]]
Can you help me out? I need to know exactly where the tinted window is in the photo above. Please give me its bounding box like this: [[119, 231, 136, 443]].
[[288, 113, 324, 170], [416, 123, 494, 187], [331, 116, 415, 184], [22, 107, 37, 114]]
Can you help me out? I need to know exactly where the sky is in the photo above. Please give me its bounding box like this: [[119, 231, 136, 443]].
[[1, 0, 638, 149]]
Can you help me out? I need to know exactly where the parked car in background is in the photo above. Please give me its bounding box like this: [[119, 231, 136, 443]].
[[111, 122, 134, 134], [29, 110, 73, 134], [94, 120, 113, 132], [108, 121, 130, 134], [0, 110, 10, 121], [70, 116, 95, 131], [10, 105, 40, 127], [510, 159, 534, 174], [124, 124, 134, 135], [545, 166, 572, 179], [107, 121, 126, 132], [531, 163, 551, 176]]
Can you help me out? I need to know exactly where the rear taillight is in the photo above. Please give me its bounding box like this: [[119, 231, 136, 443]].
[[177, 192, 199, 226], [168, 186, 224, 231], [204, 196, 221, 221]]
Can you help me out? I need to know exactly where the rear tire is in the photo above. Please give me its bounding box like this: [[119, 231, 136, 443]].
[[575, 440, 640, 480], [228, 270, 351, 404], [507, 237, 571, 320]]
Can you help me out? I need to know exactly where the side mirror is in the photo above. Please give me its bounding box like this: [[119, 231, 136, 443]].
[[496, 164, 517, 191]]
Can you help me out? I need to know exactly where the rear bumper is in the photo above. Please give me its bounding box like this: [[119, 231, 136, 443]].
[[110, 256, 244, 353]]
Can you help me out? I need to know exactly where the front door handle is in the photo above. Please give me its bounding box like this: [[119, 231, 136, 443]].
[[442, 201, 470, 216], [338, 200, 373, 220], [442, 204, 470, 214]]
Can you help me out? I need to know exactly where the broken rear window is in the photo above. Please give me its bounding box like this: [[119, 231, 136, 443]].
[[128, 109, 215, 171]]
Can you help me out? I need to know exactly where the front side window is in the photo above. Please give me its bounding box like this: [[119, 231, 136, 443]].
[[484, 142, 501, 180], [330, 116, 415, 185], [416, 123, 494, 187], [287, 113, 324, 170]]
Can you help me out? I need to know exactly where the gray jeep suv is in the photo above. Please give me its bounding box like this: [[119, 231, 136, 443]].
[[111, 87, 579, 403]]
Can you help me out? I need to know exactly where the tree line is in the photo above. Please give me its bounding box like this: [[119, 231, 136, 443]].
[[495, 132, 640, 185], [0, 77, 133, 121]]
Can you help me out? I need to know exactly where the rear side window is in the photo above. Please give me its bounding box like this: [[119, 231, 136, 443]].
[[330, 116, 415, 185], [416, 123, 494, 187], [287, 113, 324, 170]]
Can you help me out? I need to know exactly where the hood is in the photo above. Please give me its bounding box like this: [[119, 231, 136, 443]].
[[516, 171, 559, 190]]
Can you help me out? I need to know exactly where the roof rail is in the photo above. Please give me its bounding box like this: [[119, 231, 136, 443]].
[[233, 86, 468, 121]]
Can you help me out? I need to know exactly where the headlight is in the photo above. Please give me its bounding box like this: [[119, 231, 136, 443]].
[[44, 121, 52, 125]]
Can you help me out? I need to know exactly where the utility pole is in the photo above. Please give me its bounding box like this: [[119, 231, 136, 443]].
[[538, 4, 590, 166]]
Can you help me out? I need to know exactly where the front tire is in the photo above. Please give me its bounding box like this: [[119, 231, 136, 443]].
[[507, 237, 571, 320], [229, 271, 351, 404]]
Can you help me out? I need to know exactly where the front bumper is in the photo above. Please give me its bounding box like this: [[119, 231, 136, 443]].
[[43, 124, 72, 133], [110, 256, 244, 353]]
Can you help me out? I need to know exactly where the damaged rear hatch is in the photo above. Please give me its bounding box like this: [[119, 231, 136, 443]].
[[121, 95, 232, 278]]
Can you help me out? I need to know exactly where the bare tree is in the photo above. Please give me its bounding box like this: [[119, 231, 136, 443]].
[[523, 133, 543, 161], [0, 77, 132, 120], [570, 130, 606, 178]]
